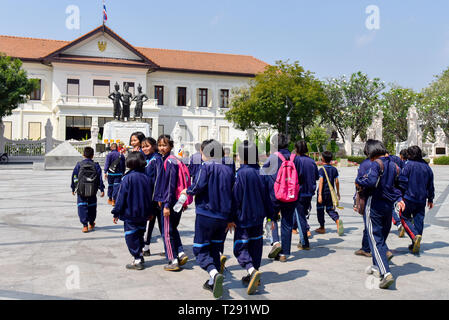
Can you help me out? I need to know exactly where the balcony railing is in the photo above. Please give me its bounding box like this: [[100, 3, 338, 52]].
[[58, 95, 158, 108]]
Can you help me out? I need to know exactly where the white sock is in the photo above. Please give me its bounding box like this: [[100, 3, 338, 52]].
[[248, 267, 255, 275], [134, 258, 142, 264], [178, 251, 185, 258], [273, 241, 280, 246], [384, 272, 392, 278], [144, 245, 149, 251], [171, 259, 179, 265], [209, 269, 219, 284]]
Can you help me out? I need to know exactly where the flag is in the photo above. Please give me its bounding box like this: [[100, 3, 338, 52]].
[[103, 0, 108, 24]]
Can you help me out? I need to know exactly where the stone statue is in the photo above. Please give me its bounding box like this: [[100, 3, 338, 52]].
[[108, 82, 122, 121], [132, 83, 148, 121], [120, 83, 133, 122]]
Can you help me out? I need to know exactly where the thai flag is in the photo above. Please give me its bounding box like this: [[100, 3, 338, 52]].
[[103, 1, 108, 23]]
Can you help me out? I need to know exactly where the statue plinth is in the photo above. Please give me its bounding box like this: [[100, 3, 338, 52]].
[[103, 121, 151, 147]]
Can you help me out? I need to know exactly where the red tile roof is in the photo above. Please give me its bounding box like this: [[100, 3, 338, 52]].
[[0, 27, 268, 76]]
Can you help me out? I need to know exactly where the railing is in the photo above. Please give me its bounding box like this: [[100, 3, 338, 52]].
[[67, 139, 92, 155], [4, 139, 46, 157]]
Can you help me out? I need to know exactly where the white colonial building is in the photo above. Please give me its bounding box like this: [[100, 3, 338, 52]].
[[0, 25, 268, 153]]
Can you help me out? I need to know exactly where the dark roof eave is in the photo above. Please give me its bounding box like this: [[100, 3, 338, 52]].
[[157, 67, 258, 78]]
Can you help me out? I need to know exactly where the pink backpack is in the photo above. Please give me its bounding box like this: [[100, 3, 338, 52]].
[[274, 152, 300, 202], [164, 155, 193, 209]]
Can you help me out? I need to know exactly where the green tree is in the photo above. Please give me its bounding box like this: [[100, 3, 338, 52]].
[[420, 67, 449, 139], [225, 60, 328, 140], [0, 55, 38, 122], [308, 126, 329, 153], [381, 85, 419, 153], [322, 71, 385, 142]]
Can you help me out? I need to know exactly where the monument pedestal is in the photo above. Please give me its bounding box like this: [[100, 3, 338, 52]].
[[45, 141, 82, 170], [103, 121, 151, 147]]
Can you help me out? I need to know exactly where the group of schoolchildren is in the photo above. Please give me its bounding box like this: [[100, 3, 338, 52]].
[[71, 131, 434, 296], [353, 140, 434, 289]]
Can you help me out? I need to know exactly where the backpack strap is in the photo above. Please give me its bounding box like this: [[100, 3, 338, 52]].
[[164, 155, 179, 170], [289, 153, 296, 162], [275, 152, 286, 162]]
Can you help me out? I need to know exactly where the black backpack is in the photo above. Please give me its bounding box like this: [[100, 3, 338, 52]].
[[77, 161, 99, 198], [108, 156, 121, 174]]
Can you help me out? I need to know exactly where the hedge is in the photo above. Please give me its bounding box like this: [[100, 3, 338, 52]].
[[345, 156, 366, 164], [433, 156, 449, 165]]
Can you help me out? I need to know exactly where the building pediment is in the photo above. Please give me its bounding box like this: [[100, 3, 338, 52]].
[[42, 25, 158, 69]]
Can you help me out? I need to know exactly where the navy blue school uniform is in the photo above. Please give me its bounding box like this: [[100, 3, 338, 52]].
[[188, 152, 203, 182], [144, 152, 163, 246], [157, 153, 185, 262], [389, 155, 404, 169], [222, 156, 236, 175], [71, 159, 105, 227], [356, 158, 373, 253], [398, 159, 434, 242], [232, 164, 274, 271], [293, 155, 319, 247], [104, 150, 125, 201], [356, 157, 403, 277], [112, 169, 153, 260], [317, 164, 340, 228], [261, 149, 299, 256], [186, 160, 234, 274]]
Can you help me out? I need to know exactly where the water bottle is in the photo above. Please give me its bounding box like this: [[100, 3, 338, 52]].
[[173, 193, 188, 213], [265, 218, 273, 244]]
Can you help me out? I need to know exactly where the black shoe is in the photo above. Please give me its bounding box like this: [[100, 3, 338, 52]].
[[143, 250, 151, 257], [126, 260, 144, 271], [203, 280, 213, 293], [241, 275, 251, 286]]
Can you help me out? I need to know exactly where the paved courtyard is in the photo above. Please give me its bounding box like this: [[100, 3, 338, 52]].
[[0, 165, 449, 300]]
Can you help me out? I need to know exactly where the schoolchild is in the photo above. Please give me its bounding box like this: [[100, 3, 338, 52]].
[[181, 139, 234, 299], [354, 140, 374, 258], [129, 131, 145, 153], [315, 151, 344, 236], [261, 134, 299, 263], [222, 147, 236, 175], [398, 146, 434, 254], [293, 141, 319, 250], [230, 141, 274, 295], [104, 143, 125, 206], [154, 134, 188, 271], [188, 143, 203, 183], [112, 151, 153, 270], [355, 140, 405, 289], [141, 137, 163, 256], [71, 147, 105, 233]]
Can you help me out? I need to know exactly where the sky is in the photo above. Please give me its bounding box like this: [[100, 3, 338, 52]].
[[1, 0, 449, 91]]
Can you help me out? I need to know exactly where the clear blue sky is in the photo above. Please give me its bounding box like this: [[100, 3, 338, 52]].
[[1, 0, 448, 90]]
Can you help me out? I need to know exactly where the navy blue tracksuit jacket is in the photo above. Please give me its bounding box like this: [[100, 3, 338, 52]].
[[111, 169, 153, 223], [104, 150, 125, 174], [355, 156, 402, 276], [153, 153, 179, 209], [188, 152, 203, 182], [398, 160, 434, 205], [187, 160, 235, 221], [294, 155, 319, 198], [232, 164, 274, 228]]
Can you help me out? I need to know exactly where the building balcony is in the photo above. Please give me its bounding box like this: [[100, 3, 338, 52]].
[[55, 95, 160, 113]]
